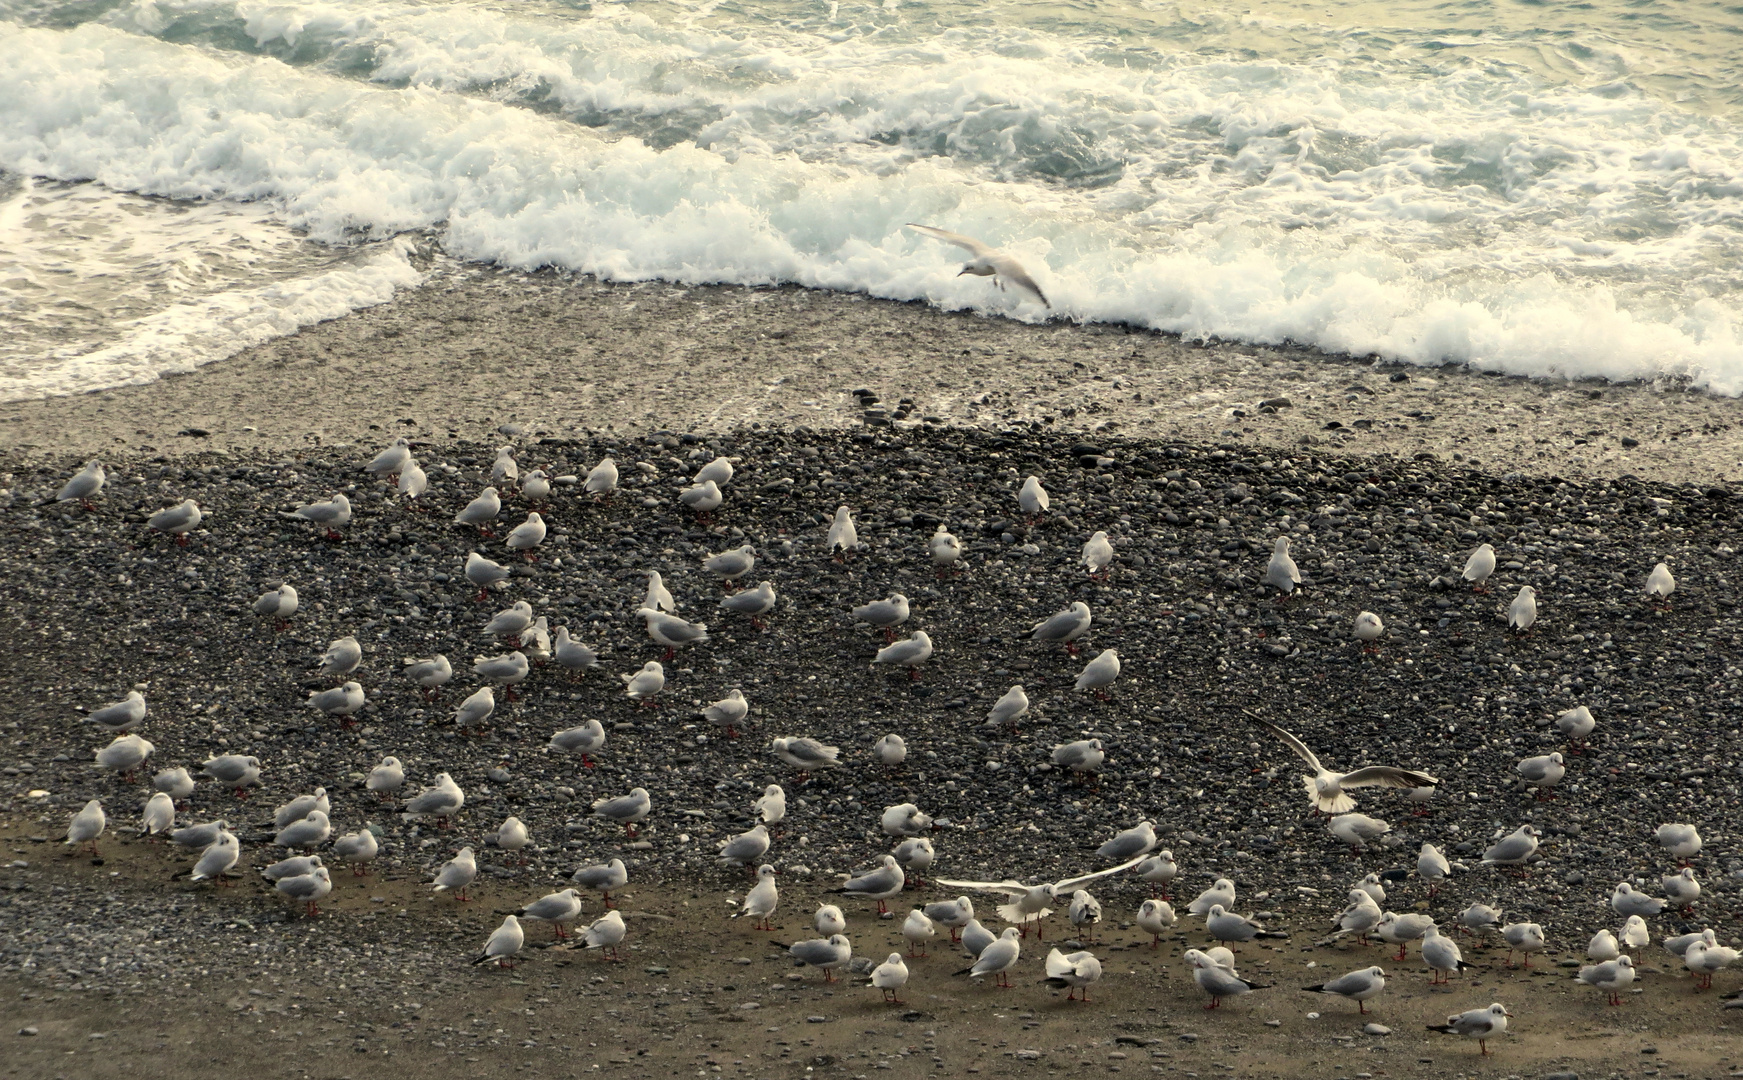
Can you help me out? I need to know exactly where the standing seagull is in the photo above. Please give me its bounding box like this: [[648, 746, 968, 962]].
[[1083, 531, 1114, 579], [1264, 537, 1301, 598], [906, 224, 1050, 308], [827, 506, 858, 559], [1645, 561, 1675, 605], [1302, 966, 1387, 1014], [936, 854, 1148, 938], [280, 493, 352, 540], [1185, 949, 1270, 1009], [50, 460, 105, 508], [1427, 1003, 1511, 1056], [1250, 714, 1438, 814], [1018, 476, 1050, 521], [1508, 586, 1537, 632], [1461, 543, 1496, 592]]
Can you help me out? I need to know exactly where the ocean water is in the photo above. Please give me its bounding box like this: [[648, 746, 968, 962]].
[[4, 0, 1743, 400]]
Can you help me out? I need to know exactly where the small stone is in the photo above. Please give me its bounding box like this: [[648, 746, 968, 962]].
[[1363, 1023, 1390, 1035], [1621, 437, 1639, 448], [806, 1015, 827, 1023], [19, 1027, 37, 1036], [486, 767, 511, 783]]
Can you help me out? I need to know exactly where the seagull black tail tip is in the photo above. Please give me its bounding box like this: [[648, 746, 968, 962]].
[[952, 967, 973, 977], [1301, 983, 1327, 993]]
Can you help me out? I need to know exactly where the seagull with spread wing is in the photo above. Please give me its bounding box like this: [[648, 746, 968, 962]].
[[936, 854, 1147, 939], [906, 224, 1051, 308], [1250, 713, 1439, 814]]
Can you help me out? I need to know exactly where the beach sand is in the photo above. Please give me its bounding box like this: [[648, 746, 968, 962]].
[[5, 272, 1743, 1079]]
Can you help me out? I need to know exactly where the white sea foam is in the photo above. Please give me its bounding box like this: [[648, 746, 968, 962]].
[[3, 6, 1743, 396]]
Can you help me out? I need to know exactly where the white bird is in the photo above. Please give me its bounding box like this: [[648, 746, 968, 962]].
[[405, 655, 453, 697], [171, 820, 228, 851], [1083, 531, 1114, 578], [521, 469, 551, 503], [1030, 602, 1091, 649], [140, 791, 175, 837], [332, 829, 379, 875], [431, 846, 478, 900], [873, 734, 907, 767], [620, 661, 665, 703], [1686, 932, 1739, 990], [451, 686, 496, 731], [1501, 922, 1546, 968], [198, 754, 261, 795], [830, 854, 907, 914], [404, 772, 465, 822], [153, 766, 194, 803], [1264, 536, 1301, 596], [902, 908, 937, 957], [398, 459, 428, 499], [262, 854, 323, 882], [1656, 822, 1702, 862], [553, 627, 600, 674], [1461, 543, 1496, 590], [1482, 825, 1540, 868], [584, 457, 618, 497], [1018, 475, 1050, 517], [148, 499, 202, 543], [815, 904, 847, 936], [695, 455, 734, 487], [367, 756, 405, 798], [281, 493, 352, 537], [1457, 903, 1504, 937], [569, 858, 629, 906], [495, 816, 530, 862], [1664, 867, 1701, 910], [1375, 912, 1434, 961], [318, 635, 362, 679], [1515, 752, 1565, 798], [731, 865, 779, 930], [873, 632, 933, 676], [1353, 611, 1384, 646], [592, 787, 651, 836], [772, 736, 840, 774], [523, 617, 552, 665], [275, 866, 333, 917], [365, 437, 412, 479], [1328, 813, 1391, 851], [1302, 966, 1387, 1015], [892, 837, 935, 882], [852, 594, 910, 638], [937, 854, 1149, 935], [776, 933, 851, 982], [548, 719, 607, 765], [252, 585, 299, 624], [1074, 649, 1120, 696], [959, 919, 996, 959], [1185, 948, 1271, 1009], [643, 571, 676, 614], [986, 684, 1030, 729], [922, 896, 974, 942], [504, 512, 546, 557], [867, 952, 911, 1004], [640, 608, 709, 654], [679, 479, 722, 515], [51, 460, 105, 505], [753, 784, 786, 827], [1588, 929, 1621, 962], [273, 787, 331, 828], [1426, 1003, 1511, 1056], [1251, 714, 1438, 814], [718, 824, 771, 867], [1051, 738, 1105, 779], [1508, 585, 1537, 631], [1042, 948, 1103, 1002], [305, 681, 364, 718], [881, 803, 932, 838], [719, 581, 777, 626], [1352, 872, 1386, 907], [929, 526, 961, 571], [1096, 820, 1157, 863], [1610, 882, 1664, 919], [1068, 890, 1103, 941], [703, 544, 755, 585], [516, 889, 583, 940], [189, 830, 240, 882], [826, 505, 858, 557], [1136, 899, 1176, 947], [464, 552, 511, 599], [483, 600, 534, 640], [1578, 955, 1635, 1005], [86, 690, 147, 732], [1330, 890, 1383, 941], [1620, 915, 1650, 950], [1187, 878, 1237, 918], [1664, 929, 1706, 960], [1418, 843, 1451, 894], [490, 446, 519, 488], [472, 651, 529, 691], [1646, 561, 1676, 600], [65, 799, 105, 855], [473, 915, 524, 968], [1137, 851, 1179, 898], [906, 223, 1050, 308], [956, 927, 1023, 987], [274, 810, 331, 850], [95, 733, 153, 778], [1556, 705, 1596, 747], [454, 487, 502, 531]]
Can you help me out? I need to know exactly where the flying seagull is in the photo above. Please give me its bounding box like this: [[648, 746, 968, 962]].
[[1249, 712, 1438, 814]]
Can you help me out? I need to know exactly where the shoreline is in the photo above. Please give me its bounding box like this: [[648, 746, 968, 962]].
[[0, 265, 1737, 485]]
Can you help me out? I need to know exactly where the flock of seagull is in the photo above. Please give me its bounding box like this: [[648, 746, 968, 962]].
[[44, 437, 1708, 1056]]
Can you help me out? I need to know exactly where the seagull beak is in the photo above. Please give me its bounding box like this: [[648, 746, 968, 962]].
[[956, 267, 971, 277]]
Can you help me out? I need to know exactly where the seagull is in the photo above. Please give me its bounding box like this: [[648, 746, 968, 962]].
[[830, 855, 907, 914], [771, 737, 841, 775], [881, 803, 931, 837], [153, 767, 194, 805], [1187, 878, 1236, 917], [473, 915, 524, 968], [902, 908, 937, 957], [199, 754, 262, 797], [872, 632, 932, 678], [1620, 915, 1650, 951], [252, 585, 299, 627], [317, 635, 362, 679], [274, 787, 331, 828], [1422, 924, 1472, 984], [1067, 891, 1103, 942], [867, 952, 911, 1004], [1074, 649, 1120, 698], [1352, 612, 1384, 649], [1515, 752, 1565, 799], [275, 866, 333, 917], [956, 927, 1023, 987], [754, 785, 786, 827], [774, 934, 852, 982], [1136, 852, 1179, 899], [1302, 966, 1387, 1014], [398, 459, 428, 500], [404, 773, 465, 825], [936, 854, 1148, 938], [703, 545, 756, 587], [490, 446, 518, 489], [553, 627, 600, 675], [1457, 903, 1504, 937], [1137, 899, 1176, 946], [923, 897, 975, 942], [1578, 955, 1635, 1005], [1686, 932, 1739, 990], [1556, 705, 1596, 749], [404, 655, 453, 698], [472, 652, 529, 696], [1328, 813, 1391, 852], [1250, 714, 1438, 814], [1427, 1003, 1511, 1056], [262, 854, 323, 882], [306, 682, 364, 720], [643, 571, 677, 614], [464, 552, 511, 600], [86, 690, 146, 733], [95, 734, 153, 780], [147, 499, 202, 545], [570, 858, 629, 908], [1645, 561, 1675, 603], [1185, 948, 1270, 1009], [892, 837, 935, 884], [1330, 890, 1383, 941], [592, 788, 651, 837], [281, 493, 352, 539], [1461, 543, 1496, 591], [189, 831, 239, 882], [1664, 867, 1701, 910], [495, 817, 530, 863], [274, 810, 331, 851], [49, 460, 105, 507], [1207, 904, 1287, 944], [1263, 537, 1301, 598], [332, 829, 379, 875], [1030, 602, 1091, 652], [516, 889, 584, 940], [1588, 929, 1621, 963], [584, 458, 618, 497], [620, 661, 665, 705], [521, 470, 551, 504], [1018, 476, 1050, 519], [986, 684, 1030, 729], [640, 609, 708, 658], [873, 734, 907, 767], [1508, 585, 1537, 632], [731, 865, 779, 930], [852, 594, 910, 641], [579, 909, 627, 960], [959, 919, 996, 959], [1656, 822, 1702, 863], [454, 487, 502, 533], [65, 799, 105, 856], [1610, 883, 1664, 919], [549, 720, 608, 766], [1352, 872, 1386, 907], [171, 820, 228, 851], [1501, 922, 1546, 968], [720, 581, 777, 628], [1042, 948, 1103, 1002], [695, 455, 734, 487], [431, 847, 478, 901], [1083, 531, 1114, 578], [1482, 826, 1541, 870], [1096, 820, 1157, 862], [680, 479, 722, 516], [826, 505, 858, 559], [141, 792, 175, 837], [1664, 929, 1705, 960], [451, 686, 496, 732], [364, 437, 412, 480], [906, 224, 1050, 308], [929, 526, 962, 573], [483, 600, 534, 640], [718, 824, 771, 867], [503, 512, 546, 558], [1375, 912, 1434, 961], [1051, 738, 1105, 782], [815, 904, 847, 936]]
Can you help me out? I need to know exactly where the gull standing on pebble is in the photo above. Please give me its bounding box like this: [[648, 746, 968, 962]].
[[640, 609, 708, 658], [731, 865, 780, 930], [1030, 601, 1091, 652], [1427, 1003, 1511, 1055], [830, 855, 907, 914], [495, 817, 530, 863], [1137, 899, 1176, 946], [1482, 825, 1540, 869], [1610, 883, 1664, 918], [1328, 813, 1390, 852], [1083, 531, 1114, 578], [1621, 915, 1650, 950], [367, 756, 405, 799], [585, 458, 618, 498], [274, 810, 331, 851], [570, 858, 629, 908], [957, 927, 1023, 987], [986, 684, 1030, 729], [1330, 890, 1383, 942], [1264, 537, 1301, 598], [873, 632, 933, 678], [1353, 611, 1384, 648], [1516, 752, 1565, 799], [620, 661, 664, 704], [405, 655, 453, 698], [902, 908, 937, 957], [365, 438, 412, 480], [695, 456, 734, 487], [772, 737, 840, 775], [1646, 561, 1676, 602], [1461, 543, 1496, 591], [893, 837, 935, 883], [50, 460, 105, 506], [1579, 955, 1635, 1005], [281, 493, 352, 540], [1250, 714, 1438, 814], [1501, 922, 1546, 967], [1137, 851, 1178, 898], [455, 487, 502, 534], [252, 585, 299, 627], [65, 799, 105, 855], [275, 866, 332, 917], [1186, 949, 1270, 1009], [1557, 705, 1596, 749], [318, 635, 362, 679], [1051, 738, 1105, 782], [1096, 820, 1157, 862], [697, 690, 748, 739], [815, 904, 847, 936], [333, 829, 379, 875], [450, 686, 496, 732], [1664, 867, 1701, 911], [718, 824, 771, 867], [929, 525, 961, 573], [504, 512, 546, 559], [906, 224, 1051, 308], [405, 773, 465, 825], [398, 458, 428, 500], [148, 499, 202, 545], [141, 792, 175, 838], [1418, 843, 1451, 895], [1018, 475, 1049, 520], [720, 581, 777, 628], [96, 733, 153, 780], [199, 754, 261, 796], [827, 506, 858, 559], [873, 734, 907, 767], [274, 787, 331, 829], [1421, 924, 1471, 983], [592, 788, 651, 837], [923, 897, 974, 942], [868, 953, 911, 1003], [775, 934, 852, 982], [679, 479, 722, 517], [755, 785, 787, 828], [880, 803, 932, 837], [549, 720, 608, 765], [1375, 912, 1433, 961], [431, 846, 478, 901], [490, 446, 518, 489], [521, 469, 551, 504], [154, 767, 194, 804], [1074, 649, 1121, 698], [703, 545, 755, 588], [1043, 948, 1103, 1001], [553, 628, 600, 675], [853, 594, 910, 640], [1686, 932, 1739, 990], [262, 855, 323, 883], [1508, 585, 1537, 632], [1588, 928, 1621, 962], [516, 889, 583, 939], [190, 830, 239, 882], [1656, 822, 1702, 863], [86, 690, 146, 732], [306, 682, 364, 720], [1302, 966, 1387, 1014], [464, 552, 510, 600], [473, 915, 524, 968], [472, 652, 529, 697]]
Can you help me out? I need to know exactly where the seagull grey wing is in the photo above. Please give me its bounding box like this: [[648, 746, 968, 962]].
[[990, 253, 1049, 307], [905, 223, 993, 257], [1198, 966, 1253, 996], [1052, 853, 1150, 892], [1250, 714, 1324, 772], [934, 878, 1030, 898], [1338, 766, 1438, 790], [1321, 970, 1375, 995]]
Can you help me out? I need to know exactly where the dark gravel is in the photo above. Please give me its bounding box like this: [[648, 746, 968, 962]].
[[5, 423, 1743, 990]]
